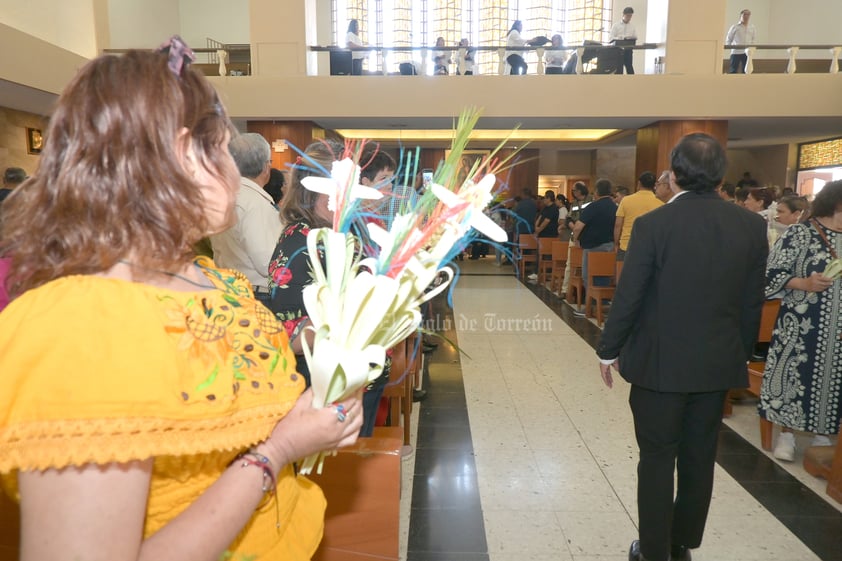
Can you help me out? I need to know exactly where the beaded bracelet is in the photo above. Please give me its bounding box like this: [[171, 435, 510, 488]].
[[233, 450, 281, 529], [238, 451, 276, 492]]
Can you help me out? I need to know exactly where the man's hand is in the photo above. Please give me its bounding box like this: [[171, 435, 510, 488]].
[[599, 360, 619, 388]]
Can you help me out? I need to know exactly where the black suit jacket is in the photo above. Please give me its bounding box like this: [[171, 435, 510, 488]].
[[597, 191, 767, 392]]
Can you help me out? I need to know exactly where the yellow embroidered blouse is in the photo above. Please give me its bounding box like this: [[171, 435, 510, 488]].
[[0, 258, 325, 560]]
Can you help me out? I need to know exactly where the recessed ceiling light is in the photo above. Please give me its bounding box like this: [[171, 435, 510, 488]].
[[333, 129, 619, 142]]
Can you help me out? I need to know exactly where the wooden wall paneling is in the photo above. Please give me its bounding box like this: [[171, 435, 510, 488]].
[[636, 120, 729, 184], [500, 148, 539, 199], [247, 121, 320, 173], [635, 124, 660, 186], [420, 149, 446, 174]]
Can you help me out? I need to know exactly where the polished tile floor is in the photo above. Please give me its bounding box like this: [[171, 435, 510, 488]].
[[399, 258, 842, 561]]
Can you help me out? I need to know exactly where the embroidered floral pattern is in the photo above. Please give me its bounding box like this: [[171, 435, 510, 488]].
[[160, 257, 293, 404], [267, 222, 324, 337]]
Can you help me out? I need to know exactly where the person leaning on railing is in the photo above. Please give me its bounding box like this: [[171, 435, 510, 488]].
[[725, 8, 756, 74], [432, 37, 450, 75], [505, 20, 530, 75], [346, 19, 367, 75], [458, 38, 475, 75], [544, 34, 567, 74]]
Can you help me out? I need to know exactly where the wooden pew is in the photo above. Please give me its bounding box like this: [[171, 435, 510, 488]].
[[0, 488, 19, 558], [515, 234, 538, 280], [803, 425, 842, 505], [310, 433, 403, 561], [723, 299, 779, 446], [1, 436, 403, 560], [566, 246, 585, 309]]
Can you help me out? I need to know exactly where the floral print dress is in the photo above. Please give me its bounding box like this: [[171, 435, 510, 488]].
[[266, 221, 392, 402], [267, 221, 319, 383], [759, 221, 842, 434]]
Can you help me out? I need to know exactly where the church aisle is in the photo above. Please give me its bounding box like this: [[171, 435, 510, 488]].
[[403, 258, 840, 561]]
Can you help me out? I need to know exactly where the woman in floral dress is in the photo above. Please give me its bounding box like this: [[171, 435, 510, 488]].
[[267, 141, 390, 436], [266, 141, 338, 384], [760, 180, 842, 461]]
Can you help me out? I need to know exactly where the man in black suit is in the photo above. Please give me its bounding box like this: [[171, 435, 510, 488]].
[[596, 133, 767, 561]]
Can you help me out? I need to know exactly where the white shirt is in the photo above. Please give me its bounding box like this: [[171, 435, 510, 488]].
[[545, 48, 567, 69], [506, 29, 528, 59], [610, 21, 637, 41], [433, 49, 450, 67], [725, 22, 756, 55], [346, 31, 366, 60], [210, 177, 282, 290], [462, 48, 475, 73]]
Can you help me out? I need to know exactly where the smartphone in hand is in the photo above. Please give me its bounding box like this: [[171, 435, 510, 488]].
[[422, 169, 433, 187]]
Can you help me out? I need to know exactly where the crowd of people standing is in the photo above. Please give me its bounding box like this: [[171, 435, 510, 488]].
[[0, 27, 838, 561], [494, 145, 840, 561]]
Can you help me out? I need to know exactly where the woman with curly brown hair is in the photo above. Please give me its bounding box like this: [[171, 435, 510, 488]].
[[266, 140, 340, 371], [265, 140, 392, 437], [0, 38, 361, 561]]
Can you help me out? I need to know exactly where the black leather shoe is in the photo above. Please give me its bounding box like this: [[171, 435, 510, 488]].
[[422, 337, 439, 348], [412, 389, 427, 402], [629, 540, 645, 561], [670, 545, 691, 561], [628, 540, 655, 561]]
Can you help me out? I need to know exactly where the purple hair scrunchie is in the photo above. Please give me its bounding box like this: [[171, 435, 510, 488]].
[[157, 35, 196, 77]]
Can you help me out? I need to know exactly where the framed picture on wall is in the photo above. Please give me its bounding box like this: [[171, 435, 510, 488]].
[[26, 128, 43, 154], [444, 149, 490, 185]]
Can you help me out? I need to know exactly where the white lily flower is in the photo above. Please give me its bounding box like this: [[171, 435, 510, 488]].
[[429, 174, 507, 243], [366, 222, 396, 266], [428, 227, 463, 262], [301, 157, 383, 212], [366, 216, 427, 275]]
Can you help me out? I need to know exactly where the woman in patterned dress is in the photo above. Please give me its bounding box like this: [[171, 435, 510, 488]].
[[266, 140, 392, 437], [760, 180, 842, 461], [266, 140, 340, 385]]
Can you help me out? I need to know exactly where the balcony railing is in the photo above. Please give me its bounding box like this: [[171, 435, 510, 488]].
[[103, 42, 842, 77], [102, 45, 252, 76], [311, 43, 842, 76], [310, 44, 660, 75], [723, 44, 842, 74]]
